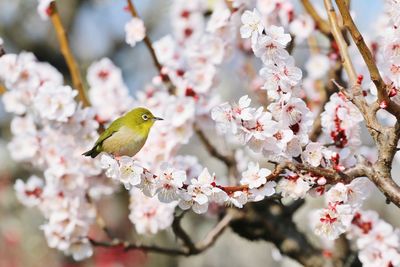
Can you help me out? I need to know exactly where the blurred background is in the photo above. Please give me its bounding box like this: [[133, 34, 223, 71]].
[[0, 0, 397, 267]]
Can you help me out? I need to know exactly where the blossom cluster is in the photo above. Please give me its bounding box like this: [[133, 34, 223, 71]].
[[87, 58, 134, 122], [347, 210, 400, 267], [212, 94, 315, 162], [211, 9, 320, 164], [0, 52, 113, 260], [321, 93, 364, 167], [313, 178, 372, 240], [100, 154, 277, 215], [381, 1, 400, 105]]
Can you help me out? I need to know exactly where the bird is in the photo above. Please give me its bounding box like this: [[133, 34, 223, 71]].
[[83, 107, 163, 158]]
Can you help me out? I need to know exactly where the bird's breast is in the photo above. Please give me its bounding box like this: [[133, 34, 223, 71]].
[[102, 126, 147, 157]]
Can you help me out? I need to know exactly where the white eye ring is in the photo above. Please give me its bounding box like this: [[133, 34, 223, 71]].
[[142, 114, 149, 121]]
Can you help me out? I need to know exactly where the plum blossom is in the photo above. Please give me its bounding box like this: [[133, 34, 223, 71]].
[[313, 203, 353, 240], [8, 135, 39, 162], [118, 156, 143, 189], [277, 173, 312, 200], [179, 168, 214, 214], [211, 102, 236, 134], [240, 9, 264, 42], [206, 5, 231, 33], [289, 14, 314, 42], [156, 163, 186, 203], [34, 84, 78, 122], [14, 176, 44, 207], [240, 162, 271, 189], [227, 191, 248, 208], [153, 35, 176, 66], [305, 54, 331, 80], [259, 58, 302, 99], [129, 188, 176, 235], [253, 25, 292, 64], [385, 0, 400, 27], [124, 17, 146, 47], [248, 181, 277, 202], [302, 142, 323, 167], [37, 0, 54, 20], [383, 56, 400, 88]]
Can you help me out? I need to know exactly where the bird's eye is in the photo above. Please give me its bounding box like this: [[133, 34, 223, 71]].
[[142, 114, 149, 121]]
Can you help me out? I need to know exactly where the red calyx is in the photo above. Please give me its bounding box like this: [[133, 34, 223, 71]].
[[379, 100, 388, 109], [389, 88, 398, 98], [356, 74, 364, 85]]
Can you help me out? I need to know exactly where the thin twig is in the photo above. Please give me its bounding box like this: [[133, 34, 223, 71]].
[[90, 210, 237, 256], [172, 212, 197, 253], [89, 238, 188, 255], [48, 2, 90, 107], [195, 211, 236, 251], [125, 0, 175, 94], [335, 0, 400, 118], [323, 0, 357, 84], [300, 0, 331, 36], [0, 85, 5, 95], [194, 124, 236, 168]]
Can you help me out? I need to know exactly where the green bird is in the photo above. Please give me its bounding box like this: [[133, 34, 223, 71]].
[[83, 107, 163, 158]]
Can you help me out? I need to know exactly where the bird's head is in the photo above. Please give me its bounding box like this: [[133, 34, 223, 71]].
[[127, 107, 163, 130]]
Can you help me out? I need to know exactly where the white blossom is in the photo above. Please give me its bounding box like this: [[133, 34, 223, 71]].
[[124, 17, 146, 47], [240, 9, 264, 42], [34, 84, 78, 122], [240, 162, 271, 189]]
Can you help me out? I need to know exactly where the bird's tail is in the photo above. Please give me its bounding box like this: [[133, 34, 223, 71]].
[[82, 147, 100, 158]]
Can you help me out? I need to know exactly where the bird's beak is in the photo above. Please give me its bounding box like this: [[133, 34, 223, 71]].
[[153, 117, 164, 121]]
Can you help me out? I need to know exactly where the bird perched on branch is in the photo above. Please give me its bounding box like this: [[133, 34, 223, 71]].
[[83, 107, 163, 158]]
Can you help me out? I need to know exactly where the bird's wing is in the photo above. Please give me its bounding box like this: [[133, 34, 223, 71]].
[[94, 118, 124, 148]]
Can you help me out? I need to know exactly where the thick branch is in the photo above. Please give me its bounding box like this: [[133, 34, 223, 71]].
[[230, 199, 325, 267], [49, 2, 89, 107], [335, 0, 400, 118], [370, 168, 400, 207]]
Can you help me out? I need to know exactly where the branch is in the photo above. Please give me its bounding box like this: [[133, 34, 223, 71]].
[[89, 238, 187, 256], [323, 0, 357, 84], [195, 210, 236, 251], [125, 0, 175, 94], [0, 41, 6, 95], [230, 199, 325, 267], [335, 0, 400, 118], [194, 124, 236, 168], [300, 0, 331, 36], [90, 210, 237, 256], [369, 168, 400, 207], [309, 61, 343, 142], [48, 2, 90, 107], [171, 212, 197, 253]]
